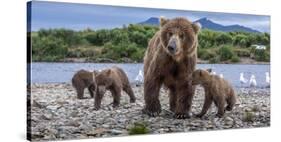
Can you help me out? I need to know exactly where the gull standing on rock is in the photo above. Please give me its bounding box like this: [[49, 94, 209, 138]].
[[219, 73, 224, 78], [249, 74, 257, 87], [135, 70, 144, 86], [240, 72, 248, 87], [210, 71, 216, 75]]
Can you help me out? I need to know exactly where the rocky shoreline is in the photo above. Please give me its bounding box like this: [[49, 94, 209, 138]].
[[29, 83, 270, 141]]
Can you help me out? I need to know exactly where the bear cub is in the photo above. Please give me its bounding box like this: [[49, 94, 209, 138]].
[[72, 69, 97, 99], [94, 66, 136, 110], [192, 69, 236, 117]]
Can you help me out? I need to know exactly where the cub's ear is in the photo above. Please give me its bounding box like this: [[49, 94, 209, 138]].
[[206, 68, 212, 73], [160, 16, 169, 27], [192, 22, 201, 34], [106, 69, 111, 75]]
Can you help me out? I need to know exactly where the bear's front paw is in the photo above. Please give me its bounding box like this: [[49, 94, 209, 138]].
[[174, 113, 191, 119], [195, 113, 204, 118], [130, 98, 136, 103], [93, 107, 100, 111], [142, 104, 161, 117], [225, 105, 233, 111], [216, 113, 224, 118], [113, 103, 119, 108]]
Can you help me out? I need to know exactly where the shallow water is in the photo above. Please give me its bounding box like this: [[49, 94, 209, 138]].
[[29, 62, 270, 88]]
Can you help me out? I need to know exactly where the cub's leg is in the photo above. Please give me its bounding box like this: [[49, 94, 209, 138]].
[[77, 87, 85, 99], [226, 90, 236, 111], [123, 85, 136, 103], [88, 85, 95, 98], [94, 89, 104, 110], [196, 94, 212, 118], [111, 87, 121, 108], [214, 96, 226, 118]]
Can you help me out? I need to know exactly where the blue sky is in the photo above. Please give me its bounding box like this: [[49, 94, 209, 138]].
[[29, 1, 270, 32]]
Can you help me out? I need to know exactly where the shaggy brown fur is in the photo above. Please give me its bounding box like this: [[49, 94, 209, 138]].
[[143, 17, 200, 119], [72, 69, 96, 99], [192, 69, 237, 118], [94, 66, 136, 110]]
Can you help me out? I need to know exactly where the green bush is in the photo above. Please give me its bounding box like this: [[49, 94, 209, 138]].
[[128, 122, 149, 135], [254, 49, 270, 62], [198, 49, 216, 60], [243, 111, 255, 122], [32, 36, 68, 61], [31, 26, 270, 63], [209, 56, 220, 63], [231, 55, 240, 63], [218, 45, 234, 61]]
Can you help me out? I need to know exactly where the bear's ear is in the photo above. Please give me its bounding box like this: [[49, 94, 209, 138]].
[[160, 16, 169, 27], [192, 22, 201, 34]]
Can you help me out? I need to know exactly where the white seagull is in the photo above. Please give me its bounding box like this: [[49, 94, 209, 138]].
[[265, 72, 270, 87], [249, 74, 257, 87], [135, 70, 144, 86], [211, 71, 216, 75], [240, 73, 248, 86], [219, 73, 224, 78]]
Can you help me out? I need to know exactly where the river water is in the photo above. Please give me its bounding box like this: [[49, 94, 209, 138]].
[[30, 63, 270, 88]]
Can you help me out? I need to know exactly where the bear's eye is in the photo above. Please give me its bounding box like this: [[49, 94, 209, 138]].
[[179, 33, 184, 39]]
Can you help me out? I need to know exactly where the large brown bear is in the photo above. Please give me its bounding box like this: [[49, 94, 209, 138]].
[[143, 17, 200, 119], [192, 69, 236, 118], [94, 66, 136, 110], [72, 69, 97, 99]]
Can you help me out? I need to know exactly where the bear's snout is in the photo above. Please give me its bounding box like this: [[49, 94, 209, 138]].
[[168, 40, 177, 54]]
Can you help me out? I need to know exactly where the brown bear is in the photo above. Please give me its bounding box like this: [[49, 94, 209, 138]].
[[72, 69, 97, 99], [192, 69, 236, 118], [143, 17, 201, 119], [94, 66, 136, 110]]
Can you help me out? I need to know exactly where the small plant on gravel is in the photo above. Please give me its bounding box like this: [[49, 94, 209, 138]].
[[243, 111, 255, 122], [128, 122, 149, 135], [252, 105, 260, 112]]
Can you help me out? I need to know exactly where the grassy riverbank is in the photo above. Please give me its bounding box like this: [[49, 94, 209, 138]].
[[30, 25, 270, 63]]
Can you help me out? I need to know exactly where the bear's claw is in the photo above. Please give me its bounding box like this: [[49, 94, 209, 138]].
[[142, 108, 161, 117], [174, 113, 191, 119]]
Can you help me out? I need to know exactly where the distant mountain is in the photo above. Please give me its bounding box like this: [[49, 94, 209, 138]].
[[195, 18, 260, 33], [138, 17, 260, 33], [138, 17, 160, 26]]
